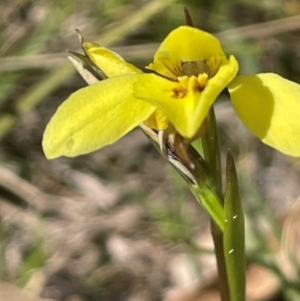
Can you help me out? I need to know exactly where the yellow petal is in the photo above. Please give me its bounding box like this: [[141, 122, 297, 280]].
[[148, 26, 227, 79], [228, 73, 300, 157], [84, 42, 142, 77], [144, 109, 169, 130], [43, 75, 155, 159], [135, 56, 238, 139]]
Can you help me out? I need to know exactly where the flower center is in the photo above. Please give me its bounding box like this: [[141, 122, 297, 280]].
[[181, 61, 210, 77], [180, 55, 227, 79], [173, 74, 208, 99]]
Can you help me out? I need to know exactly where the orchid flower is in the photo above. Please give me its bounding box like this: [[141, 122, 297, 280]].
[[42, 26, 300, 158]]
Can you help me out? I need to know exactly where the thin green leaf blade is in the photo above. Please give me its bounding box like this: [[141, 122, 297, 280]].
[[194, 184, 225, 232], [224, 151, 246, 301]]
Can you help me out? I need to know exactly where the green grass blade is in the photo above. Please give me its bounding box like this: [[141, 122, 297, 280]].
[[224, 151, 246, 301], [192, 184, 225, 232]]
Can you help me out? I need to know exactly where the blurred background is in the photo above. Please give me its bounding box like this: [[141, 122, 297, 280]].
[[1, 0, 300, 300]]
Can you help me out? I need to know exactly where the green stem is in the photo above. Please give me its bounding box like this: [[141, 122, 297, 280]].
[[201, 109, 222, 192], [201, 108, 231, 301], [211, 221, 231, 301]]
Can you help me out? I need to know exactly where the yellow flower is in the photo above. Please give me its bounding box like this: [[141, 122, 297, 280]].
[[42, 26, 300, 159]]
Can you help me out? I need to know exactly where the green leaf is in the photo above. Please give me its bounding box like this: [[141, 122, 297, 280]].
[[193, 182, 225, 232], [224, 151, 246, 301]]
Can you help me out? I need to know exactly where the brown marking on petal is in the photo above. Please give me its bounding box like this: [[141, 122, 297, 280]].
[[173, 87, 187, 98], [194, 81, 205, 93], [162, 60, 181, 78], [181, 61, 210, 77]]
